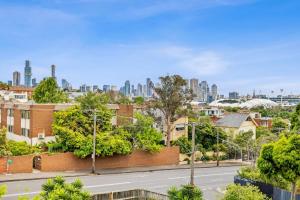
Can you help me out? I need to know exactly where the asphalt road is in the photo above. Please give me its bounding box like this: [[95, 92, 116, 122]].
[[2, 166, 239, 200]]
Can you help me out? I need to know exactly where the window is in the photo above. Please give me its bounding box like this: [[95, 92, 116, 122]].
[[175, 124, 185, 131], [8, 109, 14, 117], [8, 125, 13, 133], [21, 128, 29, 137], [21, 110, 30, 119]]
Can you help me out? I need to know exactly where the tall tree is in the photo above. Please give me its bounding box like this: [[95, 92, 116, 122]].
[[258, 135, 300, 200], [152, 75, 193, 146], [33, 77, 68, 103], [291, 104, 300, 132]]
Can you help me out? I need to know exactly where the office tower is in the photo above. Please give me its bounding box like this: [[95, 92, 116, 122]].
[[229, 92, 239, 99], [32, 78, 37, 87], [51, 65, 56, 80], [190, 79, 199, 98], [13, 71, 21, 86], [211, 84, 218, 101], [24, 60, 32, 87], [111, 85, 118, 91], [124, 80, 130, 96], [131, 85, 135, 96], [103, 85, 111, 93], [80, 84, 86, 92], [93, 85, 99, 92], [146, 78, 154, 97], [61, 79, 69, 90], [143, 85, 147, 97], [200, 81, 209, 102], [137, 83, 143, 97], [86, 86, 91, 92], [7, 80, 12, 86]]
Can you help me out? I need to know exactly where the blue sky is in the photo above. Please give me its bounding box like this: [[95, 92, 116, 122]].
[[0, 0, 300, 95]]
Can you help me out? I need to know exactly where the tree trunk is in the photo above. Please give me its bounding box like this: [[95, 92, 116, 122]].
[[291, 182, 297, 200], [166, 116, 171, 147]]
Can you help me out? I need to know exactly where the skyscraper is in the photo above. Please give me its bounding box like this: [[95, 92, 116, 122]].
[[103, 85, 111, 93], [51, 65, 56, 80], [211, 84, 218, 101], [13, 71, 21, 86], [137, 83, 143, 97], [229, 92, 239, 99], [24, 60, 32, 87], [62, 79, 70, 90], [7, 80, 12, 86], [124, 80, 130, 96], [199, 81, 209, 102], [190, 79, 199, 98], [32, 78, 37, 87]]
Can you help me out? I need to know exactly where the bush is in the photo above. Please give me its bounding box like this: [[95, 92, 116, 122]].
[[238, 167, 289, 190], [7, 141, 33, 156], [168, 185, 203, 200], [171, 136, 191, 154], [222, 184, 269, 200], [0, 185, 6, 198]]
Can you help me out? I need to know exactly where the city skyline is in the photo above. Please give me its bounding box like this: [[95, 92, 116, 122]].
[[0, 0, 300, 95]]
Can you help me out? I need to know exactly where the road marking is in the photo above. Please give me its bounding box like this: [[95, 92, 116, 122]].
[[3, 191, 40, 198], [84, 182, 132, 189], [168, 172, 235, 180]]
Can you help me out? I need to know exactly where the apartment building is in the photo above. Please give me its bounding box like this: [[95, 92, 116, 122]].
[[0, 102, 134, 145]]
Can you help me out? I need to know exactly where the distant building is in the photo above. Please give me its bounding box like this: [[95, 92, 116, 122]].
[[146, 78, 154, 97], [32, 78, 37, 87], [111, 85, 118, 92], [229, 92, 239, 99], [51, 65, 56, 80], [124, 80, 130, 96], [13, 71, 21, 86], [190, 79, 199, 99], [24, 60, 32, 87], [61, 79, 70, 90], [93, 85, 99, 92], [137, 83, 143, 97], [199, 81, 209, 102], [103, 85, 110, 92], [7, 81, 12, 86], [211, 84, 218, 101], [79, 84, 87, 92]]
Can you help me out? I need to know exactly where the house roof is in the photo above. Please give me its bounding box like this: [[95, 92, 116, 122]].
[[215, 113, 253, 128]]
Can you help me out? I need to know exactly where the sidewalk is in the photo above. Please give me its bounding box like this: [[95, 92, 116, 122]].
[[0, 161, 247, 183]]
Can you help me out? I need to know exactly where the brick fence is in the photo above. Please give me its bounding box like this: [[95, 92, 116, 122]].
[[0, 155, 33, 174], [40, 147, 179, 172]]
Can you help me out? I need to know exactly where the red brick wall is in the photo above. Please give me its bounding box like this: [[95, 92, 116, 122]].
[[40, 147, 179, 172], [14, 109, 21, 135], [0, 155, 33, 174], [30, 105, 55, 137]]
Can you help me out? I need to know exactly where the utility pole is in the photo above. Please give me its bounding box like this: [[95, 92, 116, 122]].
[[92, 111, 96, 174], [190, 122, 195, 186], [216, 130, 220, 167]]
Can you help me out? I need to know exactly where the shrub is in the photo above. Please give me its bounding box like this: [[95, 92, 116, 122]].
[[0, 185, 6, 198], [7, 141, 33, 156], [222, 184, 269, 200], [171, 136, 191, 154], [168, 185, 203, 200]]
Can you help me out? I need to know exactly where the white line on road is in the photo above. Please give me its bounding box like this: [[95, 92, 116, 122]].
[[84, 182, 132, 189], [168, 172, 235, 180]]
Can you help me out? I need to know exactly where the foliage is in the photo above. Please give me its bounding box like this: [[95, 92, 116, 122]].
[[271, 117, 289, 134], [222, 184, 269, 200], [33, 77, 68, 103], [7, 141, 33, 156], [238, 167, 289, 190], [121, 113, 163, 153], [291, 104, 300, 132], [0, 185, 6, 198], [152, 75, 193, 146], [168, 185, 203, 200], [0, 82, 9, 90], [0, 128, 10, 157], [224, 107, 240, 113], [188, 122, 227, 151], [39, 176, 91, 200], [171, 136, 191, 154], [251, 106, 293, 119], [256, 127, 272, 139], [133, 96, 144, 105], [234, 131, 254, 150], [258, 134, 300, 199]]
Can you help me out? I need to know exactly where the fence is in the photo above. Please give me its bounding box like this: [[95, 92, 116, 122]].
[[92, 189, 169, 200], [234, 176, 300, 200]]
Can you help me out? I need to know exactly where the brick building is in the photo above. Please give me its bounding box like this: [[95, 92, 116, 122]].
[[0, 101, 133, 145]]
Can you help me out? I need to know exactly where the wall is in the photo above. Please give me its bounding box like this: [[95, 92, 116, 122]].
[[116, 105, 134, 126], [40, 147, 179, 172], [0, 155, 33, 174]]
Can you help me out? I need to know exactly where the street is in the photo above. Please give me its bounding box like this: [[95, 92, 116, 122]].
[[1, 166, 239, 200]]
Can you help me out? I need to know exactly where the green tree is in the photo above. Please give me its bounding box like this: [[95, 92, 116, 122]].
[[234, 131, 255, 160], [222, 184, 268, 200], [256, 127, 272, 139], [258, 135, 300, 200], [33, 77, 68, 103], [291, 104, 300, 132], [0, 128, 10, 157], [40, 176, 90, 200], [152, 75, 193, 147], [133, 96, 144, 105], [7, 141, 33, 156], [189, 122, 226, 151], [271, 117, 289, 134], [0, 82, 9, 90], [171, 136, 192, 154], [168, 185, 203, 200]]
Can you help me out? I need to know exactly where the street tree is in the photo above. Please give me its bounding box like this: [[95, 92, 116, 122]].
[[152, 75, 193, 146], [222, 184, 268, 200], [291, 103, 300, 132], [258, 134, 300, 200], [168, 185, 203, 200], [33, 77, 68, 103], [271, 117, 289, 134]]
